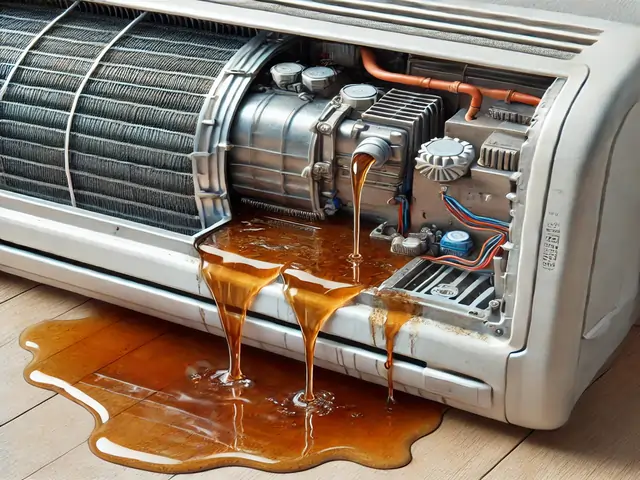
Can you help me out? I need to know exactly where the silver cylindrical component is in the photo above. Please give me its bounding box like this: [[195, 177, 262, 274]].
[[270, 62, 304, 89], [301, 66, 337, 93], [352, 137, 392, 167], [229, 91, 329, 213], [340, 84, 378, 111]]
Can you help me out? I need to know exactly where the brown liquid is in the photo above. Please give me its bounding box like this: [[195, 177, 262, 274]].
[[350, 152, 377, 262], [21, 312, 444, 473], [198, 207, 410, 403], [199, 250, 282, 384], [375, 290, 422, 404], [282, 269, 364, 403], [201, 207, 406, 285]]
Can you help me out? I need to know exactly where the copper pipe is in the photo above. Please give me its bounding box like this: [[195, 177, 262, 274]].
[[360, 47, 542, 119], [477, 87, 541, 106], [360, 47, 481, 121]]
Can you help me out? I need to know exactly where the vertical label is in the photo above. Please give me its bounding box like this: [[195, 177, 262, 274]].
[[542, 216, 561, 271]]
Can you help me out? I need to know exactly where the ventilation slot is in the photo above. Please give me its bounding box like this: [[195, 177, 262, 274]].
[[0, 2, 256, 234], [253, 0, 601, 58], [390, 261, 495, 311]]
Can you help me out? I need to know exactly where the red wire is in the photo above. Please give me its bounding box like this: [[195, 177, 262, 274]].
[[421, 193, 508, 270], [443, 200, 508, 233]]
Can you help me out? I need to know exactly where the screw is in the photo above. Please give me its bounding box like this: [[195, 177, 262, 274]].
[[495, 328, 504, 337], [317, 123, 331, 134], [489, 299, 500, 311]]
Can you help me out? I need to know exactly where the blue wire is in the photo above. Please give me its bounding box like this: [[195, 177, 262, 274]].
[[403, 197, 410, 233], [444, 195, 510, 229], [427, 192, 508, 270], [444, 196, 509, 228], [439, 233, 504, 267]]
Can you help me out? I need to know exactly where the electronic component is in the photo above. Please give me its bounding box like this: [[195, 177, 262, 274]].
[[390, 235, 428, 256], [487, 103, 535, 125], [439, 230, 474, 257], [415, 137, 475, 182]]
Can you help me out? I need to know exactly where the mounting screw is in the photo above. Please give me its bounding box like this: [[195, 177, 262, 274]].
[[489, 299, 501, 311], [317, 123, 331, 134], [495, 328, 504, 337]]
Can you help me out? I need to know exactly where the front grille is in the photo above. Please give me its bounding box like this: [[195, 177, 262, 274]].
[[390, 260, 495, 310], [0, 2, 255, 234]]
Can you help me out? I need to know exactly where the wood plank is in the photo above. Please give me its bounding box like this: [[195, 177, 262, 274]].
[[0, 284, 87, 348], [178, 410, 529, 480], [0, 395, 95, 480], [25, 443, 170, 480], [0, 301, 118, 426], [0, 272, 37, 304], [485, 327, 640, 480]]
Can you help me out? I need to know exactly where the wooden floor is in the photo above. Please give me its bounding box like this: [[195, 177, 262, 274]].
[[1, 272, 639, 480]]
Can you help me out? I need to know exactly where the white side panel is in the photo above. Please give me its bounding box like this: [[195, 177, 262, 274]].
[[583, 103, 640, 336]]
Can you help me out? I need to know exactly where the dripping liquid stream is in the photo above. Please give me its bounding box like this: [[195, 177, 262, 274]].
[[350, 152, 377, 262], [282, 269, 363, 404], [376, 290, 421, 404], [199, 250, 282, 385]]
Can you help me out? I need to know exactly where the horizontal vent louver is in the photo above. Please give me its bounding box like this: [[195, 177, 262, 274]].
[[0, 2, 256, 234], [255, 0, 601, 58]]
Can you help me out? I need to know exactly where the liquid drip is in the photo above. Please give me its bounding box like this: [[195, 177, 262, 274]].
[[199, 250, 283, 384], [350, 152, 377, 261], [21, 313, 445, 473], [375, 290, 422, 404], [282, 269, 364, 403], [198, 208, 411, 407]]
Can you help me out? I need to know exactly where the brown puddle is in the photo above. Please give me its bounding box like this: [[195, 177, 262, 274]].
[[21, 311, 445, 473], [22, 195, 442, 473]]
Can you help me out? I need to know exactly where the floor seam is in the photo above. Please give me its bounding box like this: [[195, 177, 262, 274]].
[[0, 393, 58, 429], [479, 428, 534, 479], [0, 283, 39, 307], [20, 435, 85, 480], [0, 298, 91, 350]]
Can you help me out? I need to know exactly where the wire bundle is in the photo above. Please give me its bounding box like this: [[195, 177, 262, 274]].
[[423, 193, 509, 271], [395, 195, 410, 235]]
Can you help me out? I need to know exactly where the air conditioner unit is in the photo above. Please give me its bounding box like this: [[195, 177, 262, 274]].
[[2, 0, 640, 429]]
